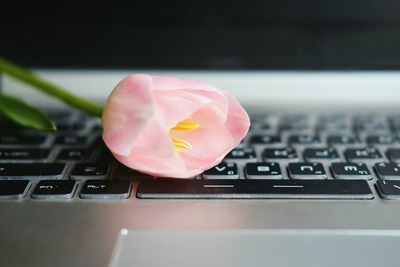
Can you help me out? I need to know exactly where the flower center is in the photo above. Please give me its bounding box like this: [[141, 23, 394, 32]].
[[169, 121, 199, 152]]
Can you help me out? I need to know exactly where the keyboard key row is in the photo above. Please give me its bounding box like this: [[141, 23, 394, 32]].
[[248, 133, 400, 146], [0, 163, 109, 180], [0, 180, 131, 199], [227, 147, 400, 163]]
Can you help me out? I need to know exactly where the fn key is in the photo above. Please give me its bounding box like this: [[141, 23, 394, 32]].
[[81, 180, 131, 199]]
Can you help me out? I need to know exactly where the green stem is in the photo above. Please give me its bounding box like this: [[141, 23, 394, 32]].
[[0, 57, 104, 117]]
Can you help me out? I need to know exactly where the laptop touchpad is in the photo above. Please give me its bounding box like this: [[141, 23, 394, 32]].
[[109, 229, 400, 267]]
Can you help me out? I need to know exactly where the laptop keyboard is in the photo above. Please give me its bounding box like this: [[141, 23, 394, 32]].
[[2, 111, 400, 200]]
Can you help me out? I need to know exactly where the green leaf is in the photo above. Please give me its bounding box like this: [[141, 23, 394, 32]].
[[0, 93, 56, 131], [0, 57, 103, 117]]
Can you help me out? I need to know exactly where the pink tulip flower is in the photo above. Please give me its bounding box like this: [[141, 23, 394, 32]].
[[102, 74, 250, 178]]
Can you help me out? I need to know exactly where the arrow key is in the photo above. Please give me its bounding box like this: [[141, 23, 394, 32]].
[[203, 162, 239, 179], [376, 180, 400, 199], [374, 162, 400, 180]]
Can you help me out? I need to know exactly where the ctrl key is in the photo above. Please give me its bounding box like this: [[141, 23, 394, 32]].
[[0, 180, 30, 200], [81, 180, 132, 199]]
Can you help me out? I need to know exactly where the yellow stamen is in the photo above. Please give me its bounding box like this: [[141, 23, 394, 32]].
[[172, 138, 192, 152], [170, 121, 199, 132]]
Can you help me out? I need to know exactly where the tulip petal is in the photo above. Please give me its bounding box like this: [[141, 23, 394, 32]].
[[183, 89, 229, 126], [102, 74, 154, 156], [172, 125, 234, 168], [222, 91, 251, 147], [153, 90, 211, 129], [152, 76, 218, 92]]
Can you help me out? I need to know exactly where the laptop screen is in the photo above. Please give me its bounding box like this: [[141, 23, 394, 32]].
[[2, 0, 400, 69]]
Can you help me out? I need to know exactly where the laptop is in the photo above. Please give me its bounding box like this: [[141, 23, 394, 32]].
[[2, 1, 400, 267]]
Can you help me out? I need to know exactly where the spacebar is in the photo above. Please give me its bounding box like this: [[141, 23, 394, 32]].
[[136, 179, 373, 199]]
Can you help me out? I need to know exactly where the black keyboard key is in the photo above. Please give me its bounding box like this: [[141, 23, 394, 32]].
[[317, 115, 346, 124], [249, 135, 281, 146], [48, 111, 74, 122], [245, 162, 282, 179], [71, 163, 110, 180], [366, 135, 395, 146], [263, 148, 297, 161], [32, 180, 77, 199], [203, 162, 239, 179], [0, 149, 50, 161], [56, 122, 85, 132], [0, 180, 30, 199], [327, 135, 357, 145], [344, 148, 383, 162], [331, 163, 372, 180], [0, 134, 47, 146], [55, 135, 87, 146], [288, 162, 327, 179], [386, 149, 400, 163], [376, 180, 400, 199], [288, 134, 318, 145], [136, 179, 373, 199], [114, 165, 153, 180], [356, 122, 389, 133], [303, 148, 340, 162], [57, 149, 91, 161], [279, 123, 309, 132], [249, 123, 272, 132], [374, 162, 400, 180], [0, 163, 66, 179], [81, 180, 131, 199], [225, 148, 256, 162]]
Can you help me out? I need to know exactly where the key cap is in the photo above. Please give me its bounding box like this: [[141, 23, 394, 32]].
[[376, 180, 400, 199], [56, 122, 85, 132], [344, 148, 383, 163], [0, 180, 30, 199], [48, 111, 74, 122], [225, 148, 257, 162], [288, 162, 327, 179], [303, 147, 340, 162], [327, 135, 358, 145], [331, 162, 372, 180], [55, 135, 87, 146], [374, 162, 400, 180], [249, 122, 272, 132], [249, 135, 281, 146], [32, 180, 77, 199], [0, 163, 66, 179], [203, 162, 239, 179], [317, 115, 346, 124], [114, 165, 153, 180], [136, 179, 373, 199], [245, 162, 282, 179], [356, 122, 389, 133], [386, 149, 400, 163], [366, 135, 395, 146], [80, 180, 132, 199], [0, 149, 50, 162], [263, 148, 298, 162], [57, 149, 91, 161], [0, 134, 47, 146], [70, 163, 110, 180], [279, 123, 309, 132], [288, 134, 318, 145]]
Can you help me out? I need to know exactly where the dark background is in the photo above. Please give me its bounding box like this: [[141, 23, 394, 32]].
[[2, 0, 400, 69]]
